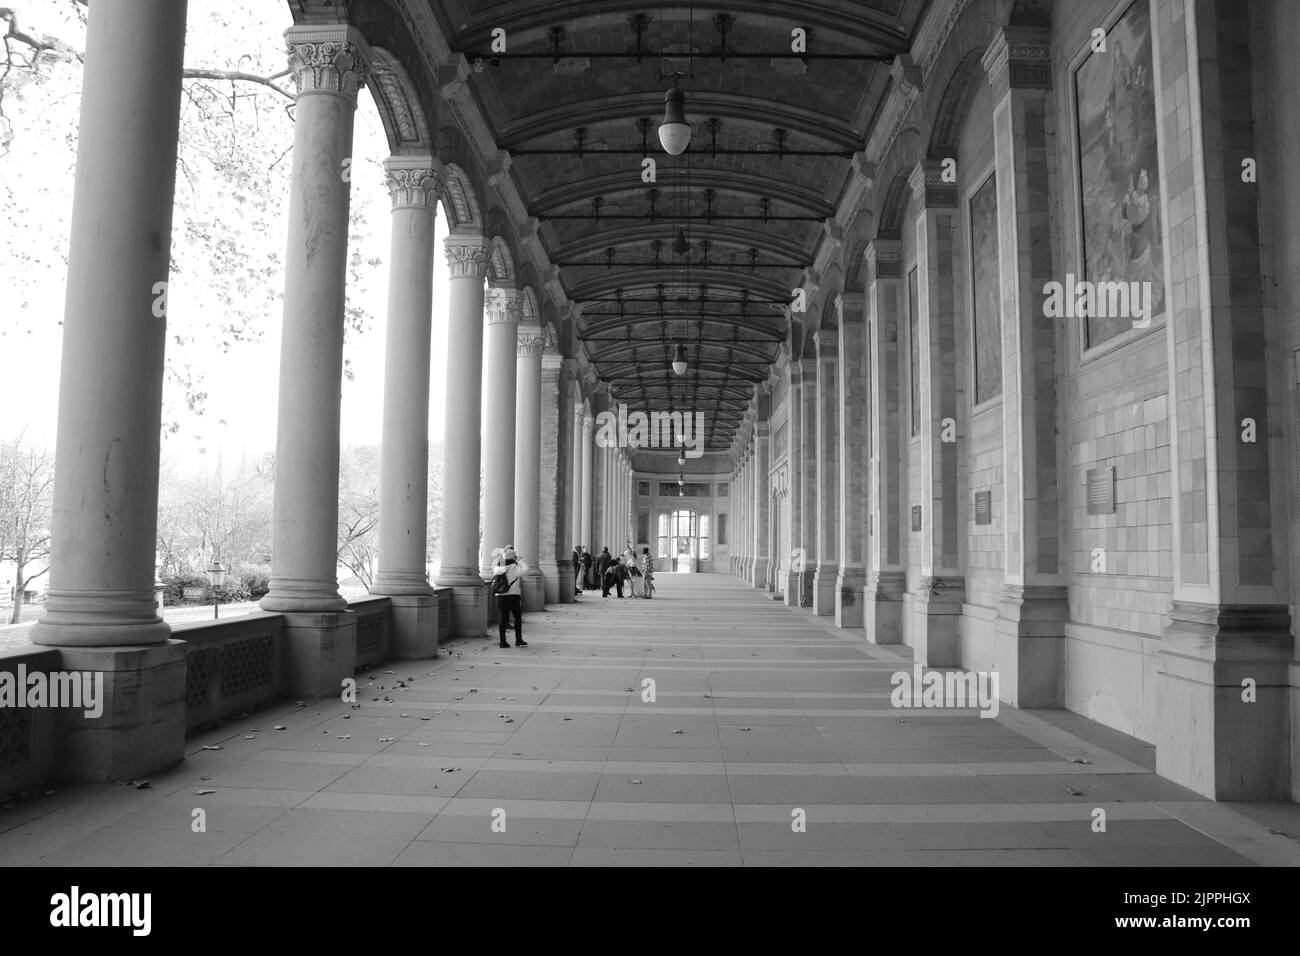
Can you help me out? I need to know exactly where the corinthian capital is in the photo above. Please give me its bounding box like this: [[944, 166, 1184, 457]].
[[486, 285, 521, 325], [517, 324, 546, 356], [285, 25, 371, 100], [444, 234, 489, 279], [384, 157, 441, 211]]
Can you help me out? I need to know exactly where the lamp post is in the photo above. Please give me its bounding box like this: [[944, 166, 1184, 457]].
[[208, 559, 227, 620]]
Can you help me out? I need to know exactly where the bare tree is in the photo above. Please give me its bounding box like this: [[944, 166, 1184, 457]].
[[0, 433, 53, 623], [337, 446, 380, 592]]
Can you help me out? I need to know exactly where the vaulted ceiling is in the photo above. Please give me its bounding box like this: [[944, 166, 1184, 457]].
[[427, 0, 925, 453]]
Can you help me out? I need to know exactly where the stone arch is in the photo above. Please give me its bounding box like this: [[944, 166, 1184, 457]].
[[486, 237, 517, 286], [366, 47, 431, 153], [872, 125, 926, 239], [815, 262, 846, 328], [439, 163, 482, 230], [520, 286, 540, 323], [921, 0, 1006, 158]]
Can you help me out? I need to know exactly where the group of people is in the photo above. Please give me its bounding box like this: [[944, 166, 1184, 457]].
[[571, 543, 655, 599]]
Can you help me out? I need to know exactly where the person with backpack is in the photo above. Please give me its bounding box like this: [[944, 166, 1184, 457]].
[[491, 547, 528, 648]]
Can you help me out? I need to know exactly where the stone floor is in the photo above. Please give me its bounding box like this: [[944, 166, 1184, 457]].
[[2, 573, 1299, 867]]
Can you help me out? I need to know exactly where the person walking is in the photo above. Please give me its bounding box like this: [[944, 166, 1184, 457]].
[[491, 547, 528, 648], [572, 545, 583, 596]]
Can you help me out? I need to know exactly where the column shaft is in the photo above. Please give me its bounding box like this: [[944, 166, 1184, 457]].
[[435, 233, 490, 637], [836, 293, 869, 627], [514, 324, 546, 609], [33, 0, 189, 648], [480, 284, 519, 572], [864, 241, 906, 643], [813, 330, 840, 614]]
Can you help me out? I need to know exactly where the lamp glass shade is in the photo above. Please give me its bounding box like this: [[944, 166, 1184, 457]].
[[672, 343, 687, 376], [208, 560, 227, 588], [659, 86, 691, 155], [672, 228, 691, 256]]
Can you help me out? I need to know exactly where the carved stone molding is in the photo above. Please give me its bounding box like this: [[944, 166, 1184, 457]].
[[517, 324, 547, 356], [285, 26, 371, 100], [444, 235, 489, 279], [383, 157, 440, 211], [485, 285, 521, 325], [982, 27, 1052, 102]]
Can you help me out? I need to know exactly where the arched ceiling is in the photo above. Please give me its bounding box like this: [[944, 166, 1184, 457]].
[[427, 0, 925, 453]]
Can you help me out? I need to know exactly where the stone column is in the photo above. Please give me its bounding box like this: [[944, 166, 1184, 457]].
[[581, 414, 595, 549], [798, 357, 819, 603], [751, 424, 771, 587], [514, 321, 546, 609], [737, 449, 749, 578], [570, 401, 583, 552], [1147, 2, 1290, 798], [435, 232, 490, 637], [906, 161, 966, 663], [982, 28, 1067, 701], [784, 363, 804, 604], [812, 328, 840, 614], [480, 283, 519, 574], [371, 156, 441, 659], [257, 26, 371, 693], [28, 0, 189, 780], [864, 240, 906, 643], [836, 292, 869, 627], [539, 353, 573, 603]]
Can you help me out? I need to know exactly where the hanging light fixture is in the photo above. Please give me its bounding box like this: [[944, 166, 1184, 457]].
[[672, 226, 691, 256], [659, 82, 691, 155], [672, 342, 687, 376], [678, 472, 685, 497]]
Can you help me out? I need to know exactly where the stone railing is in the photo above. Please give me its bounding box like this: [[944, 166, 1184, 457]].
[[350, 596, 392, 670], [172, 613, 286, 734], [0, 645, 61, 799]]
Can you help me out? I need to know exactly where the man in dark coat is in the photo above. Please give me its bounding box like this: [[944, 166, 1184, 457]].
[[597, 547, 613, 597], [582, 548, 594, 588]]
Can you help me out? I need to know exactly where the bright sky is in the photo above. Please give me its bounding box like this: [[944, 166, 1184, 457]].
[[1, 0, 454, 469]]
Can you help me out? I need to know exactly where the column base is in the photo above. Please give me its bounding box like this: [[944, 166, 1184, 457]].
[[259, 576, 348, 614], [541, 562, 573, 605], [784, 570, 803, 606], [1157, 602, 1292, 800], [864, 571, 905, 644], [906, 576, 965, 666], [813, 565, 838, 616], [434, 576, 489, 639], [29, 596, 172, 647], [55, 641, 188, 782], [835, 567, 867, 629], [995, 584, 1066, 708], [521, 569, 546, 612], [281, 610, 357, 698], [751, 558, 770, 589], [385, 594, 440, 660]]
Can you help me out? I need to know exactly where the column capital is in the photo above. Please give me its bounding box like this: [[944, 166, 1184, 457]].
[[517, 322, 546, 356], [444, 232, 489, 279], [486, 284, 521, 325], [383, 156, 440, 211], [814, 328, 839, 357], [799, 356, 819, 377], [982, 26, 1052, 101], [865, 239, 902, 282], [909, 159, 957, 210], [834, 291, 866, 323], [583, 414, 595, 432], [285, 24, 371, 100]]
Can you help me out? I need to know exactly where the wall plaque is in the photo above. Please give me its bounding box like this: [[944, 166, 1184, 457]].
[[911, 505, 922, 532], [1086, 465, 1115, 515], [974, 490, 992, 525]]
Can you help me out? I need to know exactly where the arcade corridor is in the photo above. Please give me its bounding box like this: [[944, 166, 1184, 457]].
[[2, 575, 1294, 867]]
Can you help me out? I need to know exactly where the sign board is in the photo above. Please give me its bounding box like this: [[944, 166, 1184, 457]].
[[974, 490, 992, 525], [1086, 466, 1116, 515]]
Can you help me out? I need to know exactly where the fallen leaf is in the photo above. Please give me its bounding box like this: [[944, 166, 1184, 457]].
[[201, 745, 223, 751], [440, 767, 460, 773], [1070, 758, 1092, 765], [630, 779, 642, 785], [1066, 786, 1083, 796], [194, 789, 215, 796], [274, 725, 286, 730], [243, 734, 256, 740], [671, 729, 683, 734], [377, 736, 396, 743]]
